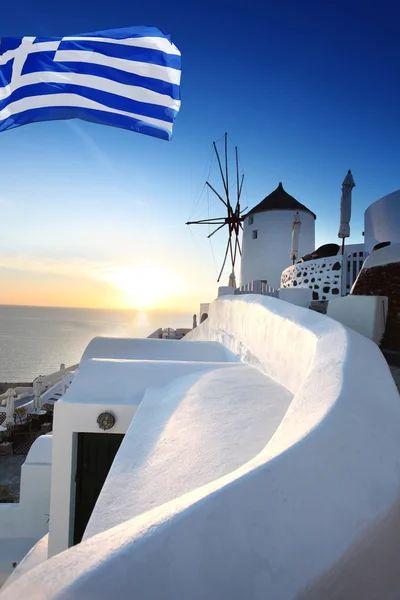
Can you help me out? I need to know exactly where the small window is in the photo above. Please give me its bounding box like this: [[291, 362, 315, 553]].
[[248, 215, 254, 225], [252, 230, 258, 240]]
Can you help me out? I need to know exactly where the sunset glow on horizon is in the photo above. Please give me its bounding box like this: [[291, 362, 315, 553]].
[[0, 255, 216, 312], [1, 1, 398, 313], [101, 263, 185, 311]]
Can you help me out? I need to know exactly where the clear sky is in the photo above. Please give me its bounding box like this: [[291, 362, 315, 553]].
[[1, 0, 399, 310]]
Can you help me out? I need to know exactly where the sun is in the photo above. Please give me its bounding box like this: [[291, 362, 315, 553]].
[[102, 263, 183, 310]]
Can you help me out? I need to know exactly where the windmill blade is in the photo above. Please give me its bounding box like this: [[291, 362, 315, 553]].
[[186, 217, 226, 225], [213, 140, 228, 197], [236, 235, 242, 256], [235, 146, 240, 214], [228, 230, 235, 268], [238, 174, 244, 201], [231, 230, 242, 265], [206, 181, 228, 209], [207, 222, 227, 239], [240, 206, 248, 214], [225, 133, 230, 210], [217, 237, 231, 282], [233, 234, 239, 266]]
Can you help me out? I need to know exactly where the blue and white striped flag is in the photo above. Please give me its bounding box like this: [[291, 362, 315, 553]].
[[0, 26, 181, 141]]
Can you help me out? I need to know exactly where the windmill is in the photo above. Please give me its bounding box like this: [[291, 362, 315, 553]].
[[186, 133, 247, 285]]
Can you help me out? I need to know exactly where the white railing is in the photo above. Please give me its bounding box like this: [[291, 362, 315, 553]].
[[235, 280, 279, 298], [342, 251, 368, 295]]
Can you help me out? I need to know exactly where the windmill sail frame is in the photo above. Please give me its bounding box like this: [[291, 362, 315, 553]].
[[186, 133, 246, 283]]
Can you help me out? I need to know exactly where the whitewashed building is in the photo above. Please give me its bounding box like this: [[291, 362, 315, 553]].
[[1, 184, 400, 599], [2, 293, 400, 600], [364, 190, 400, 253], [241, 183, 316, 289]]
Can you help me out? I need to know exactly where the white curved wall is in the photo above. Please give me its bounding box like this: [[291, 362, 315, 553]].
[[83, 364, 293, 540], [241, 210, 315, 288], [3, 535, 49, 590], [188, 295, 317, 395], [47, 355, 237, 558], [364, 190, 400, 253], [4, 297, 400, 599]]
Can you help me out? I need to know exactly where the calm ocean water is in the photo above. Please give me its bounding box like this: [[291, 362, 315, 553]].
[[0, 305, 192, 382]]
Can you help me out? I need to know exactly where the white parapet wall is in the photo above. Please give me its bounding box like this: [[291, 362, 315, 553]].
[[2, 535, 49, 591], [80, 336, 234, 364], [327, 295, 388, 344], [217, 286, 235, 297], [3, 296, 400, 599], [278, 287, 312, 308], [0, 435, 52, 587], [199, 302, 210, 323]]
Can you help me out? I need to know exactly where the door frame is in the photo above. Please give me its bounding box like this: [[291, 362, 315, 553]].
[[71, 431, 124, 546]]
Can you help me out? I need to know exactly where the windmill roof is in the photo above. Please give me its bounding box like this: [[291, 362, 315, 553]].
[[247, 182, 316, 219]]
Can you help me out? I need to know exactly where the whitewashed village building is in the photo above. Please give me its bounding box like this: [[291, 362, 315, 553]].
[[241, 182, 316, 289], [364, 189, 400, 252], [0, 188, 400, 599]]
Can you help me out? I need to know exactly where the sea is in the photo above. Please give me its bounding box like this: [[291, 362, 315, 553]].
[[0, 305, 192, 382]]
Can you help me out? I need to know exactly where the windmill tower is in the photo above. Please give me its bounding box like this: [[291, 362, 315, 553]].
[[186, 133, 247, 286], [241, 183, 316, 289]]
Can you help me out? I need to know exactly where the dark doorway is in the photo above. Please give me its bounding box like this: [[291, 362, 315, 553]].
[[73, 432, 124, 545]]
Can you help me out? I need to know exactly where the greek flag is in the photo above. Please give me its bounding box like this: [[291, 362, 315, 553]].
[[0, 26, 181, 141]]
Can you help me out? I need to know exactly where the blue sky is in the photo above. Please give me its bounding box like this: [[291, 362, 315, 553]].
[[1, 0, 399, 308]]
